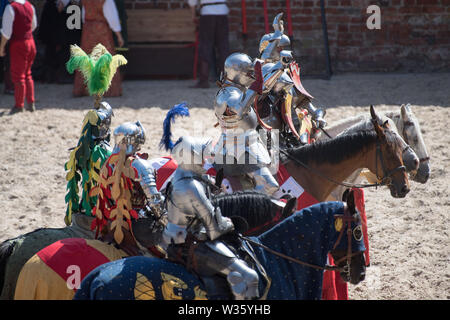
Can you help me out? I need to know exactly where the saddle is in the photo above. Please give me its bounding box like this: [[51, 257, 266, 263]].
[[166, 232, 270, 300]]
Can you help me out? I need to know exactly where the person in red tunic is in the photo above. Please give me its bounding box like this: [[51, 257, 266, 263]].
[[0, 0, 37, 114], [72, 0, 124, 97], [0, 0, 13, 95]]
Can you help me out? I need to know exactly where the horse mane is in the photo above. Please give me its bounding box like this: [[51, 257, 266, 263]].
[[324, 114, 367, 136], [212, 190, 277, 230], [341, 119, 376, 135], [283, 130, 378, 165], [384, 109, 419, 133], [383, 110, 400, 123]]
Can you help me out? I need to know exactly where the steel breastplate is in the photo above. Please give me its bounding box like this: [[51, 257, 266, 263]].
[[165, 169, 207, 226]]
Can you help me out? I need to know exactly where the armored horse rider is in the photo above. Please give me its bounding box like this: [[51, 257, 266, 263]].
[[159, 105, 261, 300], [65, 101, 114, 227], [214, 51, 294, 196], [64, 43, 128, 227], [259, 13, 327, 143], [91, 121, 166, 250]]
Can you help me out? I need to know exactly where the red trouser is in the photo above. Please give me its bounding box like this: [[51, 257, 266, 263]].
[[9, 38, 36, 108]]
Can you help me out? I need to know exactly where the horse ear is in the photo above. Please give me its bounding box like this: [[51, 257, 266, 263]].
[[383, 120, 389, 128], [282, 196, 298, 218], [370, 105, 377, 120], [400, 104, 409, 121], [346, 189, 356, 213], [370, 111, 386, 136], [215, 168, 224, 188], [342, 188, 350, 202]]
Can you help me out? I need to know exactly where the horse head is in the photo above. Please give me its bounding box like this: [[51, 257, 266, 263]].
[[400, 104, 430, 183], [329, 189, 366, 285], [340, 110, 419, 174], [369, 105, 410, 198], [371, 114, 420, 174]]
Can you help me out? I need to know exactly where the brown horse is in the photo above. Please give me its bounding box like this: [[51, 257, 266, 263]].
[[280, 106, 410, 202]]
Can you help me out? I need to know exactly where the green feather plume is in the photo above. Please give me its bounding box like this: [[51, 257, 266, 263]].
[[66, 54, 93, 79], [66, 44, 127, 97], [90, 53, 113, 96]]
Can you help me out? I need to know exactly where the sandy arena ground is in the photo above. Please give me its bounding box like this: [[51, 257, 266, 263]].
[[0, 73, 448, 300]]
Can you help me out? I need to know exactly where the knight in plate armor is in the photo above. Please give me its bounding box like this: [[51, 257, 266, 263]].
[[91, 121, 166, 245], [64, 43, 127, 226], [113, 121, 165, 216], [258, 13, 327, 135], [160, 132, 260, 300], [64, 108, 114, 225], [64, 103, 114, 225], [214, 52, 285, 196]]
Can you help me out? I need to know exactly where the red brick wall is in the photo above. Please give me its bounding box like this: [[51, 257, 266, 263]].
[[125, 0, 450, 75], [124, 0, 190, 9]]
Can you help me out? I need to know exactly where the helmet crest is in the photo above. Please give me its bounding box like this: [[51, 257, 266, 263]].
[[160, 102, 190, 152]]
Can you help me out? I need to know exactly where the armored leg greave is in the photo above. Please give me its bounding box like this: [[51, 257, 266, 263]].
[[191, 242, 260, 300], [226, 259, 260, 300]]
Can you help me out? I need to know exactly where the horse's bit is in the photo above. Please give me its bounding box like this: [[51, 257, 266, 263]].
[[373, 134, 407, 187]]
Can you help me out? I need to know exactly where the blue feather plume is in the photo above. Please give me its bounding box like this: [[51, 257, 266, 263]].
[[160, 102, 190, 151]]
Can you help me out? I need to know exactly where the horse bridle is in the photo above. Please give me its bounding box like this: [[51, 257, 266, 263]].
[[402, 120, 430, 164], [240, 205, 363, 277], [373, 127, 407, 187], [331, 208, 363, 277]]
